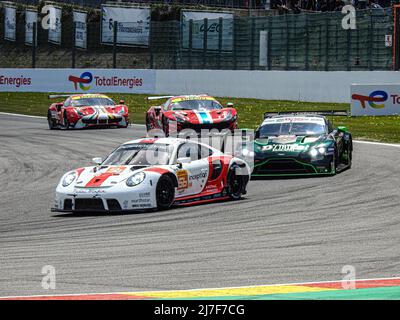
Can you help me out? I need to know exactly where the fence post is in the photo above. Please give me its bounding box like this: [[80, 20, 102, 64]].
[[250, 17, 255, 70], [32, 22, 36, 68], [218, 17, 223, 69], [267, 17, 271, 70], [346, 29, 351, 71], [203, 18, 208, 69], [325, 17, 329, 71], [149, 21, 154, 69], [368, 13, 373, 71], [72, 21, 76, 69], [113, 20, 118, 69], [233, 16, 238, 70], [188, 19, 193, 69], [305, 14, 309, 70], [285, 15, 289, 70]]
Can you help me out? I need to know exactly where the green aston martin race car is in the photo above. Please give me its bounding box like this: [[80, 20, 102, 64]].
[[246, 111, 353, 176]]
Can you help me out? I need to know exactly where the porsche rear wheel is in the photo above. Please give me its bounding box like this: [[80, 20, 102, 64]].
[[227, 165, 247, 200], [47, 111, 56, 130], [156, 175, 175, 210]]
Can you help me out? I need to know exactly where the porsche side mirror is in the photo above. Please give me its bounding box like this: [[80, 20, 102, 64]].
[[119, 99, 125, 105], [176, 157, 191, 168], [92, 157, 103, 165], [226, 102, 234, 108]]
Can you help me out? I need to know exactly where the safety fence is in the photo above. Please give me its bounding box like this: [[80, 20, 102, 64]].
[[0, 7, 395, 70]]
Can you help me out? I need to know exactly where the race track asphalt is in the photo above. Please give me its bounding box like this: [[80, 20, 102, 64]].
[[0, 113, 399, 297]]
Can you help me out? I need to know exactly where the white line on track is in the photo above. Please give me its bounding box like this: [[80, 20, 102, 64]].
[[0, 112, 399, 146], [1, 276, 400, 299]]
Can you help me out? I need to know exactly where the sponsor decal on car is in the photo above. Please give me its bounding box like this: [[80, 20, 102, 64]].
[[176, 170, 189, 190]]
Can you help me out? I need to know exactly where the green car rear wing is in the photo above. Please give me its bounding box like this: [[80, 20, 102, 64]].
[[263, 110, 349, 118]]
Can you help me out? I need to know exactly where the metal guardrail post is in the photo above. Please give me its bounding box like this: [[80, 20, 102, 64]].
[[72, 21, 76, 69], [32, 22, 36, 68], [113, 20, 117, 69], [218, 17, 223, 69], [203, 18, 208, 69]]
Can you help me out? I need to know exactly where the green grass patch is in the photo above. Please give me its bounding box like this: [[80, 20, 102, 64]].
[[0, 92, 399, 143]]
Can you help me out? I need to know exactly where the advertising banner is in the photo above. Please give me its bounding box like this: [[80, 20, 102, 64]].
[[48, 7, 62, 45], [73, 11, 87, 49], [181, 11, 233, 51], [0, 69, 156, 94], [101, 5, 150, 47], [351, 84, 400, 116], [25, 10, 38, 45], [4, 6, 16, 41]]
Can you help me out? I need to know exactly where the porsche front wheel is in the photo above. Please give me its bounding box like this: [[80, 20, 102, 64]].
[[156, 175, 175, 210], [227, 165, 247, 200]]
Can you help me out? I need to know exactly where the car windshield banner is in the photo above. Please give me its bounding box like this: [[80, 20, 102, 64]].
[[73, 11, 87, 49], [4, 5, 16, 42], [25, 9, 38, 45], [48, 7, 62, 45], [101, 5, 150, 47], [181, 10, 233, 52], [0, 69, 156, 93], [351, 84, 400, 116]]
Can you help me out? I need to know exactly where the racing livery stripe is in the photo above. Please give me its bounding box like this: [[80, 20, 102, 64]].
[[85, 173, 114, 188], [143, 167, 170, 175]]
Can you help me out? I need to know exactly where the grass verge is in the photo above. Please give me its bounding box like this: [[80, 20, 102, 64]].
[[0, 92, 399, 143]]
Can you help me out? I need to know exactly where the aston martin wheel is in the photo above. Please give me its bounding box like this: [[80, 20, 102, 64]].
[[227, 165, 246, 200], [156, 175, 175, 210], [47, 111, 56, 130], [347, 143, 353, 169]]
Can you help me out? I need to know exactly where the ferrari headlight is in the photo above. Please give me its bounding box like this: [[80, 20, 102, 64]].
[[126, 172, 146, 187], [62, 172, 77, 187]]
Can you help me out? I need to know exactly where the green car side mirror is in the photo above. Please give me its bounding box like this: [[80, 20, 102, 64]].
[[338, 126, 348, 133]]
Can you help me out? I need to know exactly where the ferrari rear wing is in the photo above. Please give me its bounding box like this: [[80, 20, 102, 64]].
[[264, 110, 349, 118], [146, 96, 174, 101]]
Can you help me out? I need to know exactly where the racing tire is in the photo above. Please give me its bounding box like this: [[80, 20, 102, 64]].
[[47, 111, 57, 130], [63, 111, 70, 130], [227, 164, 247, 200], [347, 142, 353, 169], [146, 114, 151, 131], [330, 150, 338, 175], [162, 117, 170, 137], [156, 175, 175, 210]]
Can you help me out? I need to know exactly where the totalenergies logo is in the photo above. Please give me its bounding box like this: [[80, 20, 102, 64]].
[[68, 72, 93, 91], [351, 90, 388, 109]]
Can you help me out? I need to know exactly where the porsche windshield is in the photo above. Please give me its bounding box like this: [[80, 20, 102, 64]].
[[102, 143, 171, 166], [170, 99, 222, 111], [71, 97, 115, 107], [259, 121, 326, 138]]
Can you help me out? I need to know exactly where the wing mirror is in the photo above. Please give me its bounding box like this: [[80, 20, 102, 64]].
[[226, 102, 234, 108], [56, 103, 63, 112], [176, 157, 191, 168], [119, 99, 125, 105], [92, 157, 103, 165], [337, 126, 348, 133], [154, 106, 161, 116]]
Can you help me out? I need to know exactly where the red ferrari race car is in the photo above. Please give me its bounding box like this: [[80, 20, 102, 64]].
[[47, 93, 129, 129], [145, 94, 238, 136]]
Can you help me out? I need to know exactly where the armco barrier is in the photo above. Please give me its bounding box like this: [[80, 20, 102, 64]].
[[1, 68, 400, 103]]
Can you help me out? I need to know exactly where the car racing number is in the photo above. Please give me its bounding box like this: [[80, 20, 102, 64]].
[[176, 170, 189, 190]]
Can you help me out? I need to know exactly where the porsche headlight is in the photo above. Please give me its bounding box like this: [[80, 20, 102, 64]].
[[126, 172, 146, 187], [62, 172, 77, 187]]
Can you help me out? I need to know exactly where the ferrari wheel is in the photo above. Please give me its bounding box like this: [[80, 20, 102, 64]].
[[227, 165, 246, 200], [63, 111, 70, 130], [156, 175, 175, 210], [146, 114, 151, 131], [47, 111, 56, 130]]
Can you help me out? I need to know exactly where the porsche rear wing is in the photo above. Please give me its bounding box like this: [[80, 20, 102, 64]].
[[263, 110, 349, 118]]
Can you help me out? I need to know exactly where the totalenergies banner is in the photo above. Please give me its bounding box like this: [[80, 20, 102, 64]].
[[351, 84, 400, 116], [0, 69, 156, 93]]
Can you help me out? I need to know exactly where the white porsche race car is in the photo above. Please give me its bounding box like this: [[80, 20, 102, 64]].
[[52, 138, 250, 213]]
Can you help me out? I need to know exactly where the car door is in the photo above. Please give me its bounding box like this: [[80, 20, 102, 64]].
[[174, 142, 209, 198]]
